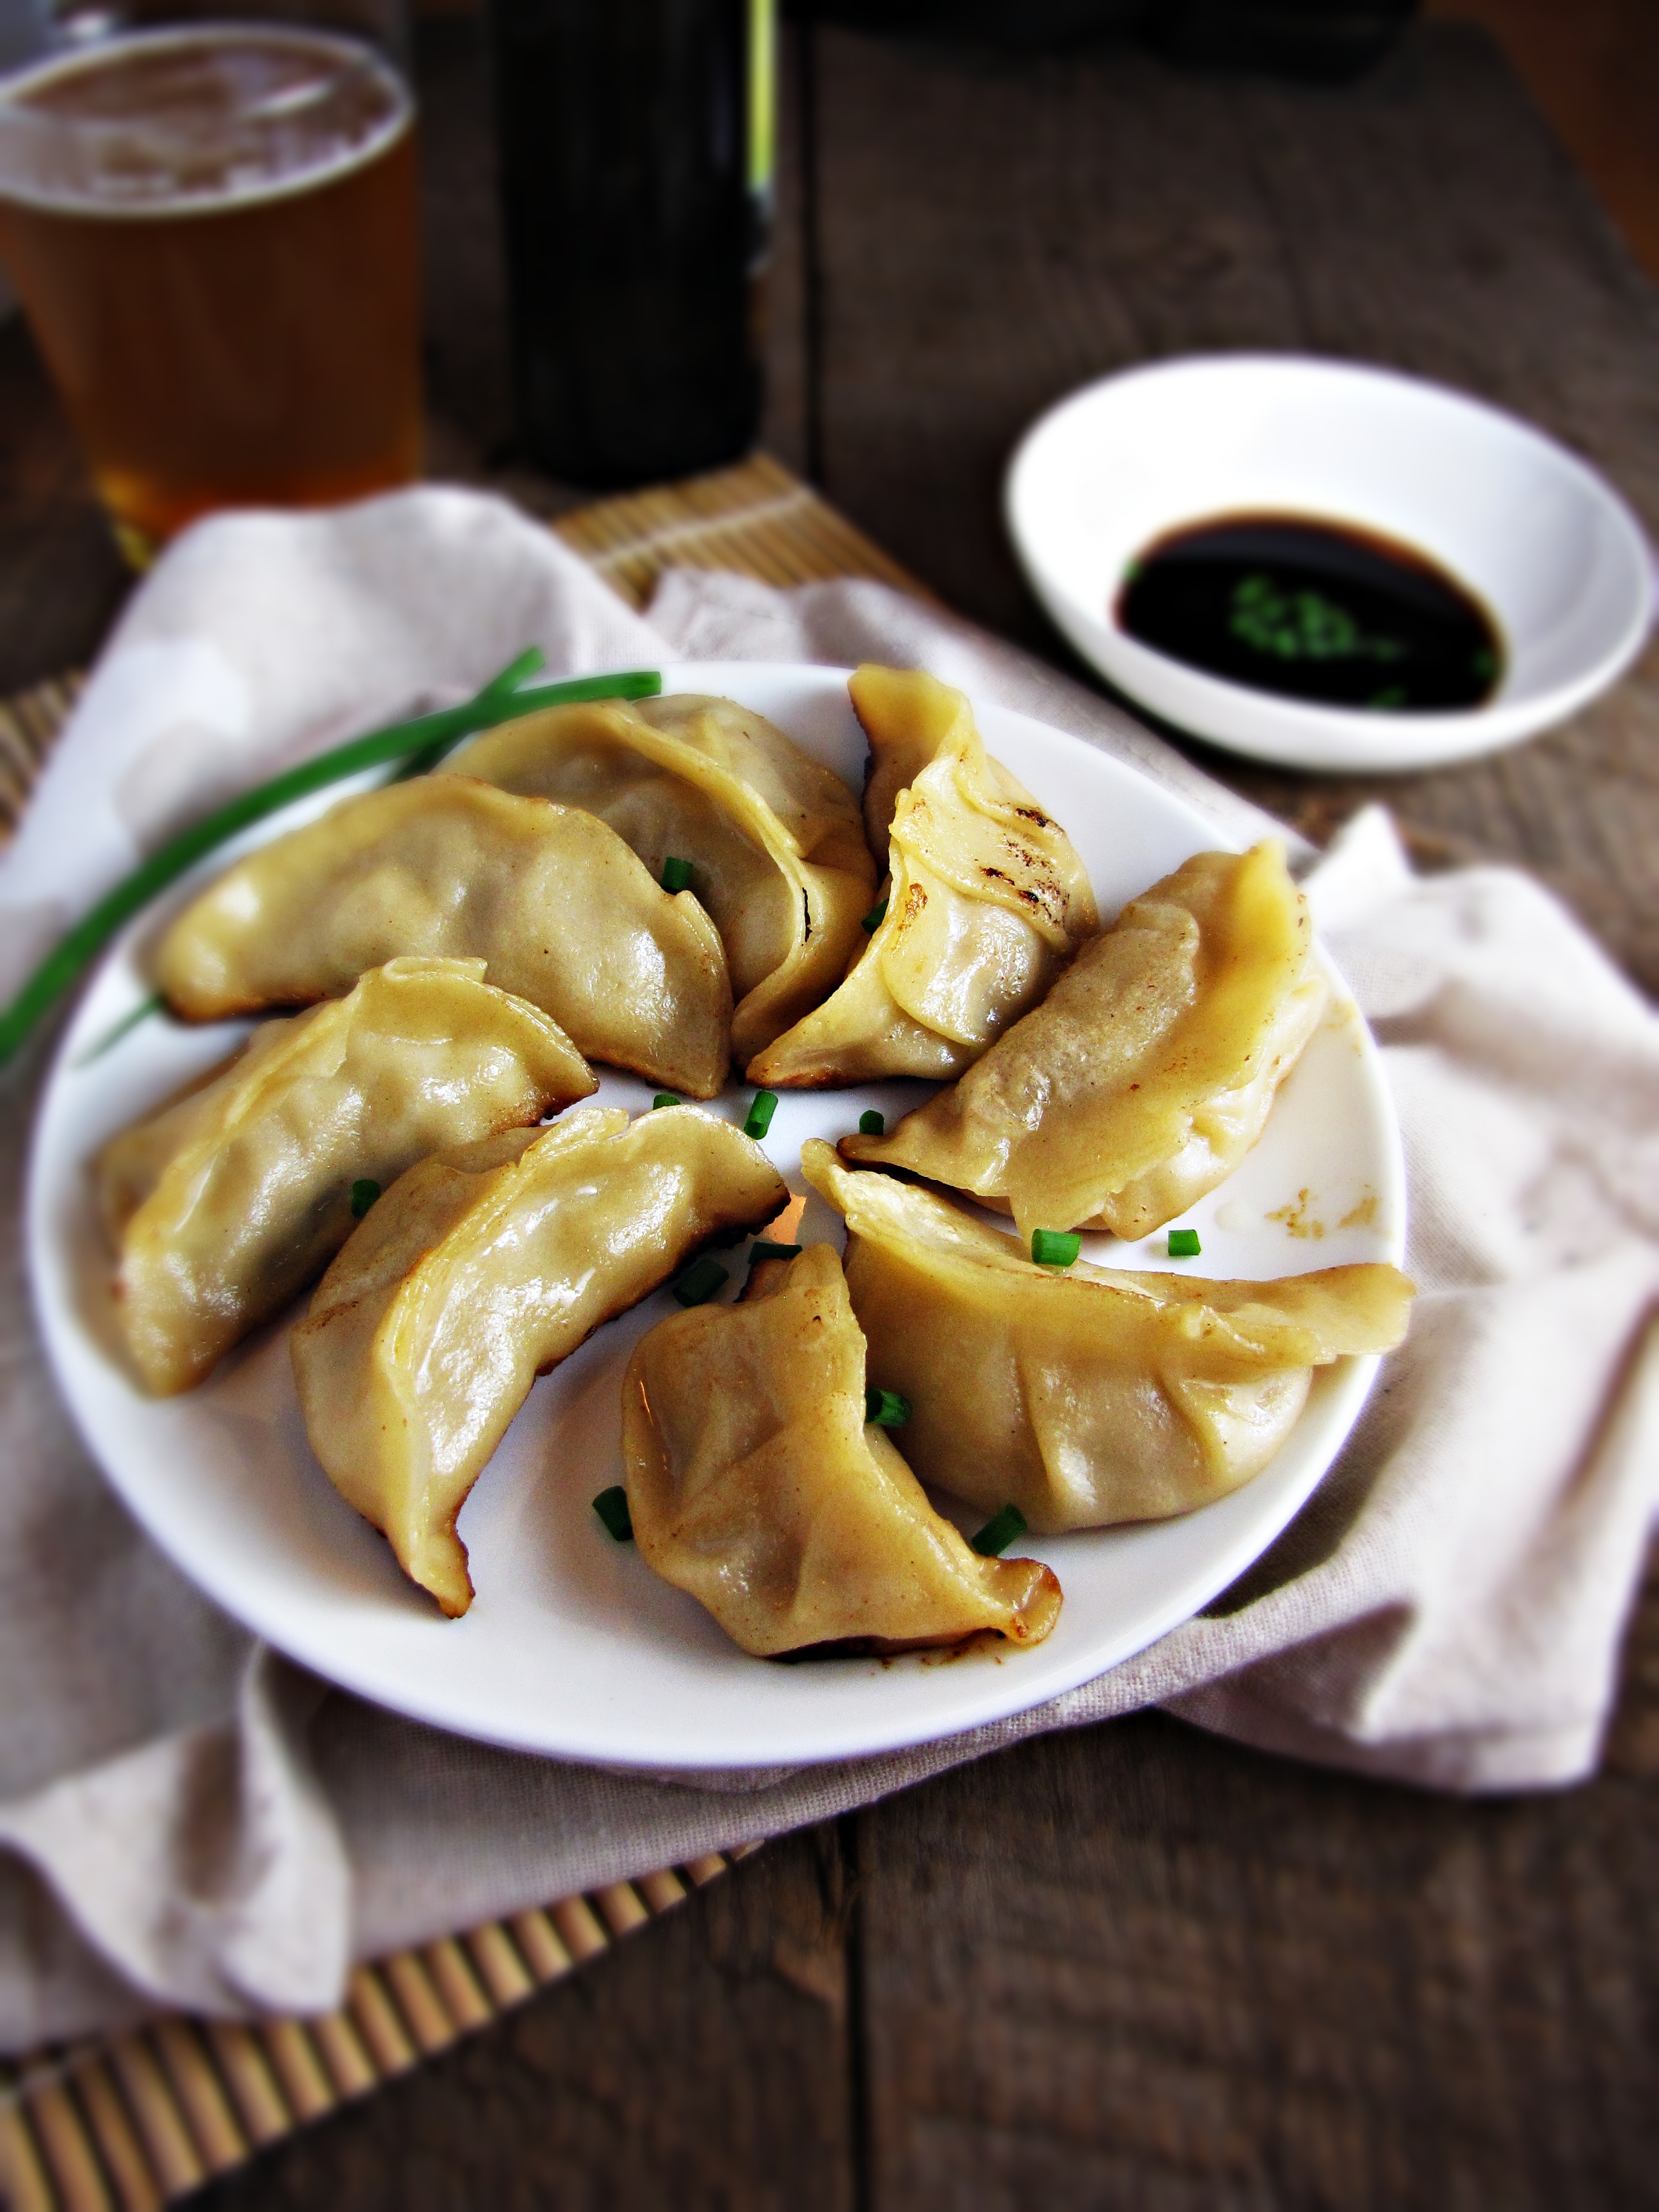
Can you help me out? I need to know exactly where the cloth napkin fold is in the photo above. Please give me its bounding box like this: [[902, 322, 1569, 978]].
[[1, 487, 1655, 2053]]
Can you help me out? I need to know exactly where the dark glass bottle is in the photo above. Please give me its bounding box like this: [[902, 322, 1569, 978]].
[[486, 0, 770, 488]]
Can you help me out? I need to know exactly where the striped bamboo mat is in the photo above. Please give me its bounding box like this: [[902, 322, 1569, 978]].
[[1, 1850, 762, 2212], [0, 672, 79, 845], [0, 450, 913, 2210], [548, 445, 931, 610]]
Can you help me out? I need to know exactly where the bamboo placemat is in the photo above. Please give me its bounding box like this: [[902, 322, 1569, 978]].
[[0, 673, 80, 846], [548, 445, 933, 610], [0, 451, 916, 2210], [0, 1850, 762, 2212]]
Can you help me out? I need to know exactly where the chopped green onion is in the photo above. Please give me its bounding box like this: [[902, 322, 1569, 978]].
[[858, 1108, 885, 1136], [1030, 1228, 1081, 1269], [73, 991, 165, 1068], [743, 1090, 779, 1140], [0, 654, 664, 1067], [1167, 1228, 1202, 1258], [661, 856, 695, 893], [749, 1239, 802, 1264], [865, 1386, 911, 1427], [860, 899, 888, 933], [350, 1179, 381, 1219], [970, 1503, 1027, 1557], [592, 1486, 634, 1542], [652, 1093, 680, 1110], [671, 1253, 729, 1307]]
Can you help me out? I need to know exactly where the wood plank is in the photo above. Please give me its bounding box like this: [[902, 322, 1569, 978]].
[[1429, 0, 1659, 280], [182, 1829, 856, 2210], [852, 1696, 1659, 2209], [808, 21, 1659, 991]]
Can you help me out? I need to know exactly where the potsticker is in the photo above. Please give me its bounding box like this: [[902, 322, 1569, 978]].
[[156, 777, 732, 1096], [842, 842, 1326, 1239], [803, 1144, 1412, 1533], [98, 958, 595, 1395], [444, 692, 876, 1066], [749, 667, 1098, 1087], [292, 1106, 787, 1617], [621, 1241, 1062, 1657]]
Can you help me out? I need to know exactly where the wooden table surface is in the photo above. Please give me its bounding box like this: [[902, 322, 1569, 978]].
[[3, 18, 1656, 2208]]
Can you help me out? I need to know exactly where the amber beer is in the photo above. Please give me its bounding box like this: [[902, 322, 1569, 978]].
[[0, 27, 421, 561]]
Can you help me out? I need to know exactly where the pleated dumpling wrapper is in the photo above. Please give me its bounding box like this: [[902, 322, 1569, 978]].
[[803, 1144, 1412, 1532], [842, 841, 1327, 1241], [441, 693, 876, 1067], [290, 1105, 788, 1617], [621, 1240, 1062, 1657], [748, 666, 1099, 1087], [155, 776, 732, 1096], [97, 957, 596, 1396]]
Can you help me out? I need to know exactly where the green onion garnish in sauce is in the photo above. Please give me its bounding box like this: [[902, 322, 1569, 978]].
[[749, 1239, 802, 1264], [860, 899, 888, 934], [865, 1386, 911, 1427], [970, 1503, 1027, 1558], [661, 856, 695, 893], [671, 1253, 729, 1307], [350, 1179, 381, 1219], [743, 1090, 779, 1141], [592, 1487, 634, 1541], [858, 1109, 885, 1136], [1030, 1228, 1081, 1269], [1167, 1228, 1201, 1258], [652, 1093, 680, 1110]]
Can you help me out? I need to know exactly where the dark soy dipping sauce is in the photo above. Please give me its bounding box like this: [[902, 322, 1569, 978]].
[[1117, 514, 1503, 712]]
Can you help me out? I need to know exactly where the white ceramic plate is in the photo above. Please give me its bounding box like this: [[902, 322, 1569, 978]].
[[1006, 354, 1657, 773], [28, 663, 1404, 1771]]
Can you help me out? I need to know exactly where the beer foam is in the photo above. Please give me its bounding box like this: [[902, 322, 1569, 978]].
[[0, 25, 412, 218]]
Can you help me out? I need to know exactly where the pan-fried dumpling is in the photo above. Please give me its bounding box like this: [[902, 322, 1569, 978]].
[[156, 776, 732, 1096], [621, 1241, 1062, 1657], [442, 694, 876, 1065], [842, 842, 1326, 1240], [748, 667, 1098, 1087], [803, 1144, 1412, 1533], [291, 1105, 788, 1617], [98, 957, 595, 1395]]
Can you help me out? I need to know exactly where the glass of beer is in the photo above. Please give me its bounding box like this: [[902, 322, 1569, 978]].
[[0, 2, 421, 565]]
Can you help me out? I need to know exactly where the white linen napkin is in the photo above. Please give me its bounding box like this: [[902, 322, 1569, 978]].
[[1, 487, 1655, 2051]]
